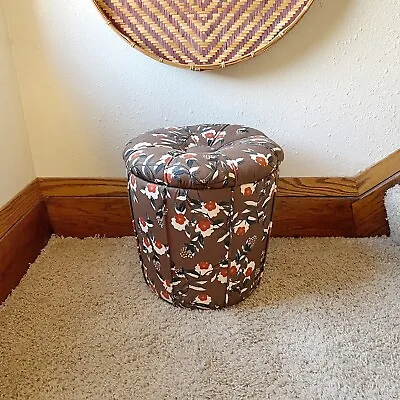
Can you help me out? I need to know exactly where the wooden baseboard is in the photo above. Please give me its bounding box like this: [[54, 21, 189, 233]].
[[352, 171, 400, 237], [277, 177, 358, 197], [0, 179, 51, 303], [44, 194, 358, 238], [273, 197, 356, 237], [38, 176, 358, 237], [38, 147, 399, 239], [0, 199, 51, 303], [46, 197, 132, 238], [352, 150, 400, 236], [38, 177, 127, 198], [38, 176, 360, 198], [355, 149, 400, 195], [0, 180, 42, 239]]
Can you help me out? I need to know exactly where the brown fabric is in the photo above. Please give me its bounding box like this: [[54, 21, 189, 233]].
[[123, 124, 284, 189], [124, 124, 283, 309]]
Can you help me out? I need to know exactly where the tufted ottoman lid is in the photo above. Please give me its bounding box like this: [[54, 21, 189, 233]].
[[123, 124, 284, 189]]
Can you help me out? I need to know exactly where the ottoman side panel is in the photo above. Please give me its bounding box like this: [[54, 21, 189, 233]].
[[129, 175, 174, 303], [165, 186, 234, 309], [226, 171, 279, 306]]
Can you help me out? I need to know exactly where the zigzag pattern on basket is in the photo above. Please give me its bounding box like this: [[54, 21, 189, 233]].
[[95, 0, 312, 68]]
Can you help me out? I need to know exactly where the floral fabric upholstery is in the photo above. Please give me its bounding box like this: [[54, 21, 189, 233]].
[[124, 124, 283, 189], [123, 124, 283, 309]]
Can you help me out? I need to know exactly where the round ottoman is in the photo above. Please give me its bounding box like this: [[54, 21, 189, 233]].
[[123, 124, 284, 309]]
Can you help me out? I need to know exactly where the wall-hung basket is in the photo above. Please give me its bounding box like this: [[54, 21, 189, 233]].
[[93, 0, 314, 70]]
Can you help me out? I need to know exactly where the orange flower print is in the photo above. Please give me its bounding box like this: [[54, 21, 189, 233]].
[[138, 216, 149, 233], [160, 290, 173, 303], [143, 236, 152, 253], [195, 261, 213, 276], [244, 261, 256, 278], [141, 183, 159, 200], [217, 267, 228, 283], [171, 214, 189, 231], [228, 260, 240, 277], [240, 183, 256, 196], [195, 293, 212, 305], [201, 200, 221, 218], [153, 240, 168, 255], [182, 153, 197, 160], [201, 129, 216, 139], [234, 220, 249, 236], [250, 153, 271, 167], [195, 219, 214, 237]]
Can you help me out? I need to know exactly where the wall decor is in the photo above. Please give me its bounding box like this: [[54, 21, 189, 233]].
[[93, 0, 315, 70]]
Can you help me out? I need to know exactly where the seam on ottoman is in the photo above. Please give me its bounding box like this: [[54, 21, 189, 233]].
[[127, 174, 148, 286], [260, 171, 279, 277], [225, 186, 235, 306], [161, 185, 176, 304]]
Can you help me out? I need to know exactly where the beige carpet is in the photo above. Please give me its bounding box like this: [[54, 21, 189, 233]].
[[1, 236, 400, 400]]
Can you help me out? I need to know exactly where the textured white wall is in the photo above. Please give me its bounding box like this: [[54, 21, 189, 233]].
[[0, 3, 34, 207], [2, 0, 399, 178]]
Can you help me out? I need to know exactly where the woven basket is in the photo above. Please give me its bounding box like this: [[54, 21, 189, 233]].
[[93, 0, 314, 71]]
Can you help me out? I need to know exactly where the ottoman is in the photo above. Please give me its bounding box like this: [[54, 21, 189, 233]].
[[123, 124, 284, 309]]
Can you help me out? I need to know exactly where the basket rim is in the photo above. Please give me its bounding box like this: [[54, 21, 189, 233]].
[[92, 0, 315, 71]]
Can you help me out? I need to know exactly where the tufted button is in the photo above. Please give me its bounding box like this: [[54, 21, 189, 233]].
[[123, 124, 284, 189]]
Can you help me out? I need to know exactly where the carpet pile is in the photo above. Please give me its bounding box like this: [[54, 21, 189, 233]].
[[1, 236, 399, 399]]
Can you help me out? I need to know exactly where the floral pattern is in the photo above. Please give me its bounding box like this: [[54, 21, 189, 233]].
[[234, 220, 250, 236], [153, 239, 168, 255], [240, 183, 256, 196], [171, 214, 189, 231], [200, 200, 221, 218], [124, 124, 283, 309], [141, 183, 159, 200], [195, 261, 213, 276], [123, 124, 284, 190], [250, 153, 271, 167]]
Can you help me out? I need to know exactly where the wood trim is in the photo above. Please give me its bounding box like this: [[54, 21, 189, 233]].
[[39, 145, 400, 239], [38, 148, 400, 201], [273, 197, 356, 237], [352, 171, 400, 237], [38, 177, 128, 197], [46, 197, 132, 238], [0, 179, 42, 239], [355, 149, 400, 195], [45, 195, 357, 238], [39, 176, 358, 198], [0, 200, 51, 303], [277, 177, 358, 197]]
